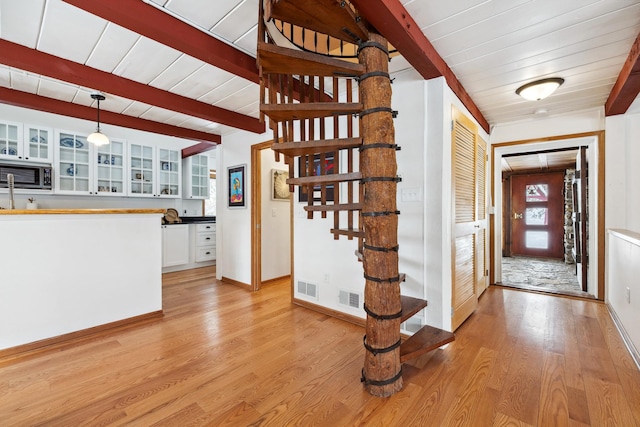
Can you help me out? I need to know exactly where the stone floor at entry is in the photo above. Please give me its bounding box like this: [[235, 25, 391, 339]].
[[501, 256, 594, 298]]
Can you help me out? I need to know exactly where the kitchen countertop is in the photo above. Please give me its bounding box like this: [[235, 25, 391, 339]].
[[0, 208, 166, 215], [174, 216, 216, 224]]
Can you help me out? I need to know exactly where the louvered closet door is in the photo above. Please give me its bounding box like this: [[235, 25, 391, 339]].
[[451, 107, 482, 331]]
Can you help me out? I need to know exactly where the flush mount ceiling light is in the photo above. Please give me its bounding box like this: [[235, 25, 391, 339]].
[[516, 78, 564, 101], [87, 92, 109, 146]]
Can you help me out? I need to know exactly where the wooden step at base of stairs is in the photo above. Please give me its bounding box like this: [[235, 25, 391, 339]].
[[266, 0, 368, 45], [400, 295, 427, 323], [400, 325, 455, 363], [331, 228, 364, 238], [261, 102, 362, 122], [304, 202, 362, 212], [258, 42, 364, 77], [271, 137, 362, 157], [288, 172, 361, 186]]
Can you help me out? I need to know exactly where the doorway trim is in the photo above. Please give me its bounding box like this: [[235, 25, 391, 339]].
[[490, 131, 605, 300], [250, 140, 294, 292]]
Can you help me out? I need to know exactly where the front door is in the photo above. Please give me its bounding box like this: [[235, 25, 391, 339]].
[[511, 172, 564, 259]]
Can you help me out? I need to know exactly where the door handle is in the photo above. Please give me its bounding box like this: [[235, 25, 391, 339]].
[[513, 212, 523, 219]]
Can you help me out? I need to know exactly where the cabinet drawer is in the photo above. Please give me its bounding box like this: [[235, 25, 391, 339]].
[[196, 223, 216, 233], [196, 246, 216, 262], [196, 232, 215, 246]]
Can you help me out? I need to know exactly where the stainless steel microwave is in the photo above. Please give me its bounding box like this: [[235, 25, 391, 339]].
[[0, 162, 52, 190]]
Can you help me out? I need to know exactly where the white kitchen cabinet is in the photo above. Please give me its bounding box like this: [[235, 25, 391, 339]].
[[55, 130, 126, 196], [0, 122, 53, 163], [195, 223, 216, 262], [0, 121, 21, 161], [182, 154, 210, 199], [23, 125, 54, 163], [161, 222, 216, 272], [129, 143, 181, 198], [162, 224, 189, 267]]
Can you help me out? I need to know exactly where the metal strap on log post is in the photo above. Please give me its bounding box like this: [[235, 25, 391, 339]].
[[363, 335, 401, 355], [357, 71, 392, 83], [357, 41, 389, 56], [363, 243, 399, 252], [361, 368, 403, 387], [359, 143, 400, 151], [359, 107, 398, 118], [363, 304, 402, 320]]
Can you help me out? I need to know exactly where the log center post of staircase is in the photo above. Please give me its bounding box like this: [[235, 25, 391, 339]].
[[359, 31, 403, 397]]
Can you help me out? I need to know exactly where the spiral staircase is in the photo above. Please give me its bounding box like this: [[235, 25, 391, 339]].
[[257, 0, 454, 397]]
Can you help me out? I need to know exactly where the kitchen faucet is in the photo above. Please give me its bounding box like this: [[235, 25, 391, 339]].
[[8, 173, 15, 209]]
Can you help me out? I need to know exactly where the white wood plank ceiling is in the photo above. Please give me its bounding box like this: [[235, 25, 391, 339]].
[[0, 0, 639, 143]]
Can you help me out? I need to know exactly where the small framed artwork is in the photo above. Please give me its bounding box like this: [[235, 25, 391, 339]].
[[228, 164, 246, 208], [298, 153, 335, 203], [272, 169, 290, 201]]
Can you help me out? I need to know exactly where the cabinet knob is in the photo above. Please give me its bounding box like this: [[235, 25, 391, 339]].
[[205, 252, 210, 255], [206, 237, 210, 240]]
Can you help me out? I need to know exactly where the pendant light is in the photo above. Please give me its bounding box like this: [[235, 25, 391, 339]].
[[515, 78, 564, 101], [87, 92, 109, 146]]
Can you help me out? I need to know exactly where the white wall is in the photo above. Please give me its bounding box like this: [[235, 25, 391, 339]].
[[605, 111, 640, 360], [261, 149, 290, 281], [606, 112, 640, 232], [216, 129, 272, 284], [0, 213, 162, 349], [0, 104, 204, 215]]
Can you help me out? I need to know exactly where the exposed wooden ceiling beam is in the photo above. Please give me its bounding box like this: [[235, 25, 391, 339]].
[[0, 87, 221, 144], [62, 0, 259, 84], [0, 39, 264, 134], [349, 0, 490, 133], [605, 31, 640, 116], [182, 142, 217, 159]]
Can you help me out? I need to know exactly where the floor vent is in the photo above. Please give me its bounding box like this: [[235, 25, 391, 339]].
[[297, 280, 318, 299], [339, 290, 361, 308]]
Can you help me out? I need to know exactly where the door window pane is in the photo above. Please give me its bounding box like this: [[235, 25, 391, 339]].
[[525, 207, 548, 225], [525, 184, 548, 202], [525, 231, 548, 249]]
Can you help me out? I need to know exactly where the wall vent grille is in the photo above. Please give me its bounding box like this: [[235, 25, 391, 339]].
[[297, 280, 318, 299], [339, 290, 361, 308]]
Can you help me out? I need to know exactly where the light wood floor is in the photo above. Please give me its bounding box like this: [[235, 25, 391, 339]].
[[1, 268, 639, 426]]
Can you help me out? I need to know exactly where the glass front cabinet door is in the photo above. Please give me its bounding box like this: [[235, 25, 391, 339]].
[[56, 131, 126, 196], [95, 140, 126, 196], [158, 148, 181, 198], [56, 131, 91, 194], [129, 143, 156, 197], [24, 125, 53, 163], [129, 144, 180, 198], [0, 122, 52, 163], [183, 154, 210, 199]]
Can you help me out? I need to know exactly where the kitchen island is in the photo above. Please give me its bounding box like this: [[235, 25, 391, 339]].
[[0, 209, 165, 355]]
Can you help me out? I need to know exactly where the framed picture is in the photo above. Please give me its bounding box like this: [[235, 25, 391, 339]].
[[298, 153, 335, 203], [228, 164, 246, 208], [272, 169, 290, 201]]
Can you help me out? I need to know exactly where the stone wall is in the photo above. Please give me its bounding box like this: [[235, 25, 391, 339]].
[[564, 169, 576, 264]]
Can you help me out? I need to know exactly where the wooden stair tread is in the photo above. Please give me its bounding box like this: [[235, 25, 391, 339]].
[[400, 295, 428, 323], [304, 203, 362, 212], [288, 172, 361, 186], [331, 228, 364, 238], [261, 102, 362, 122], [258, 42, 364, 77], [400, 325, 455, 363], [271, 137, 362, 157], [266, 0, 368, 44]]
